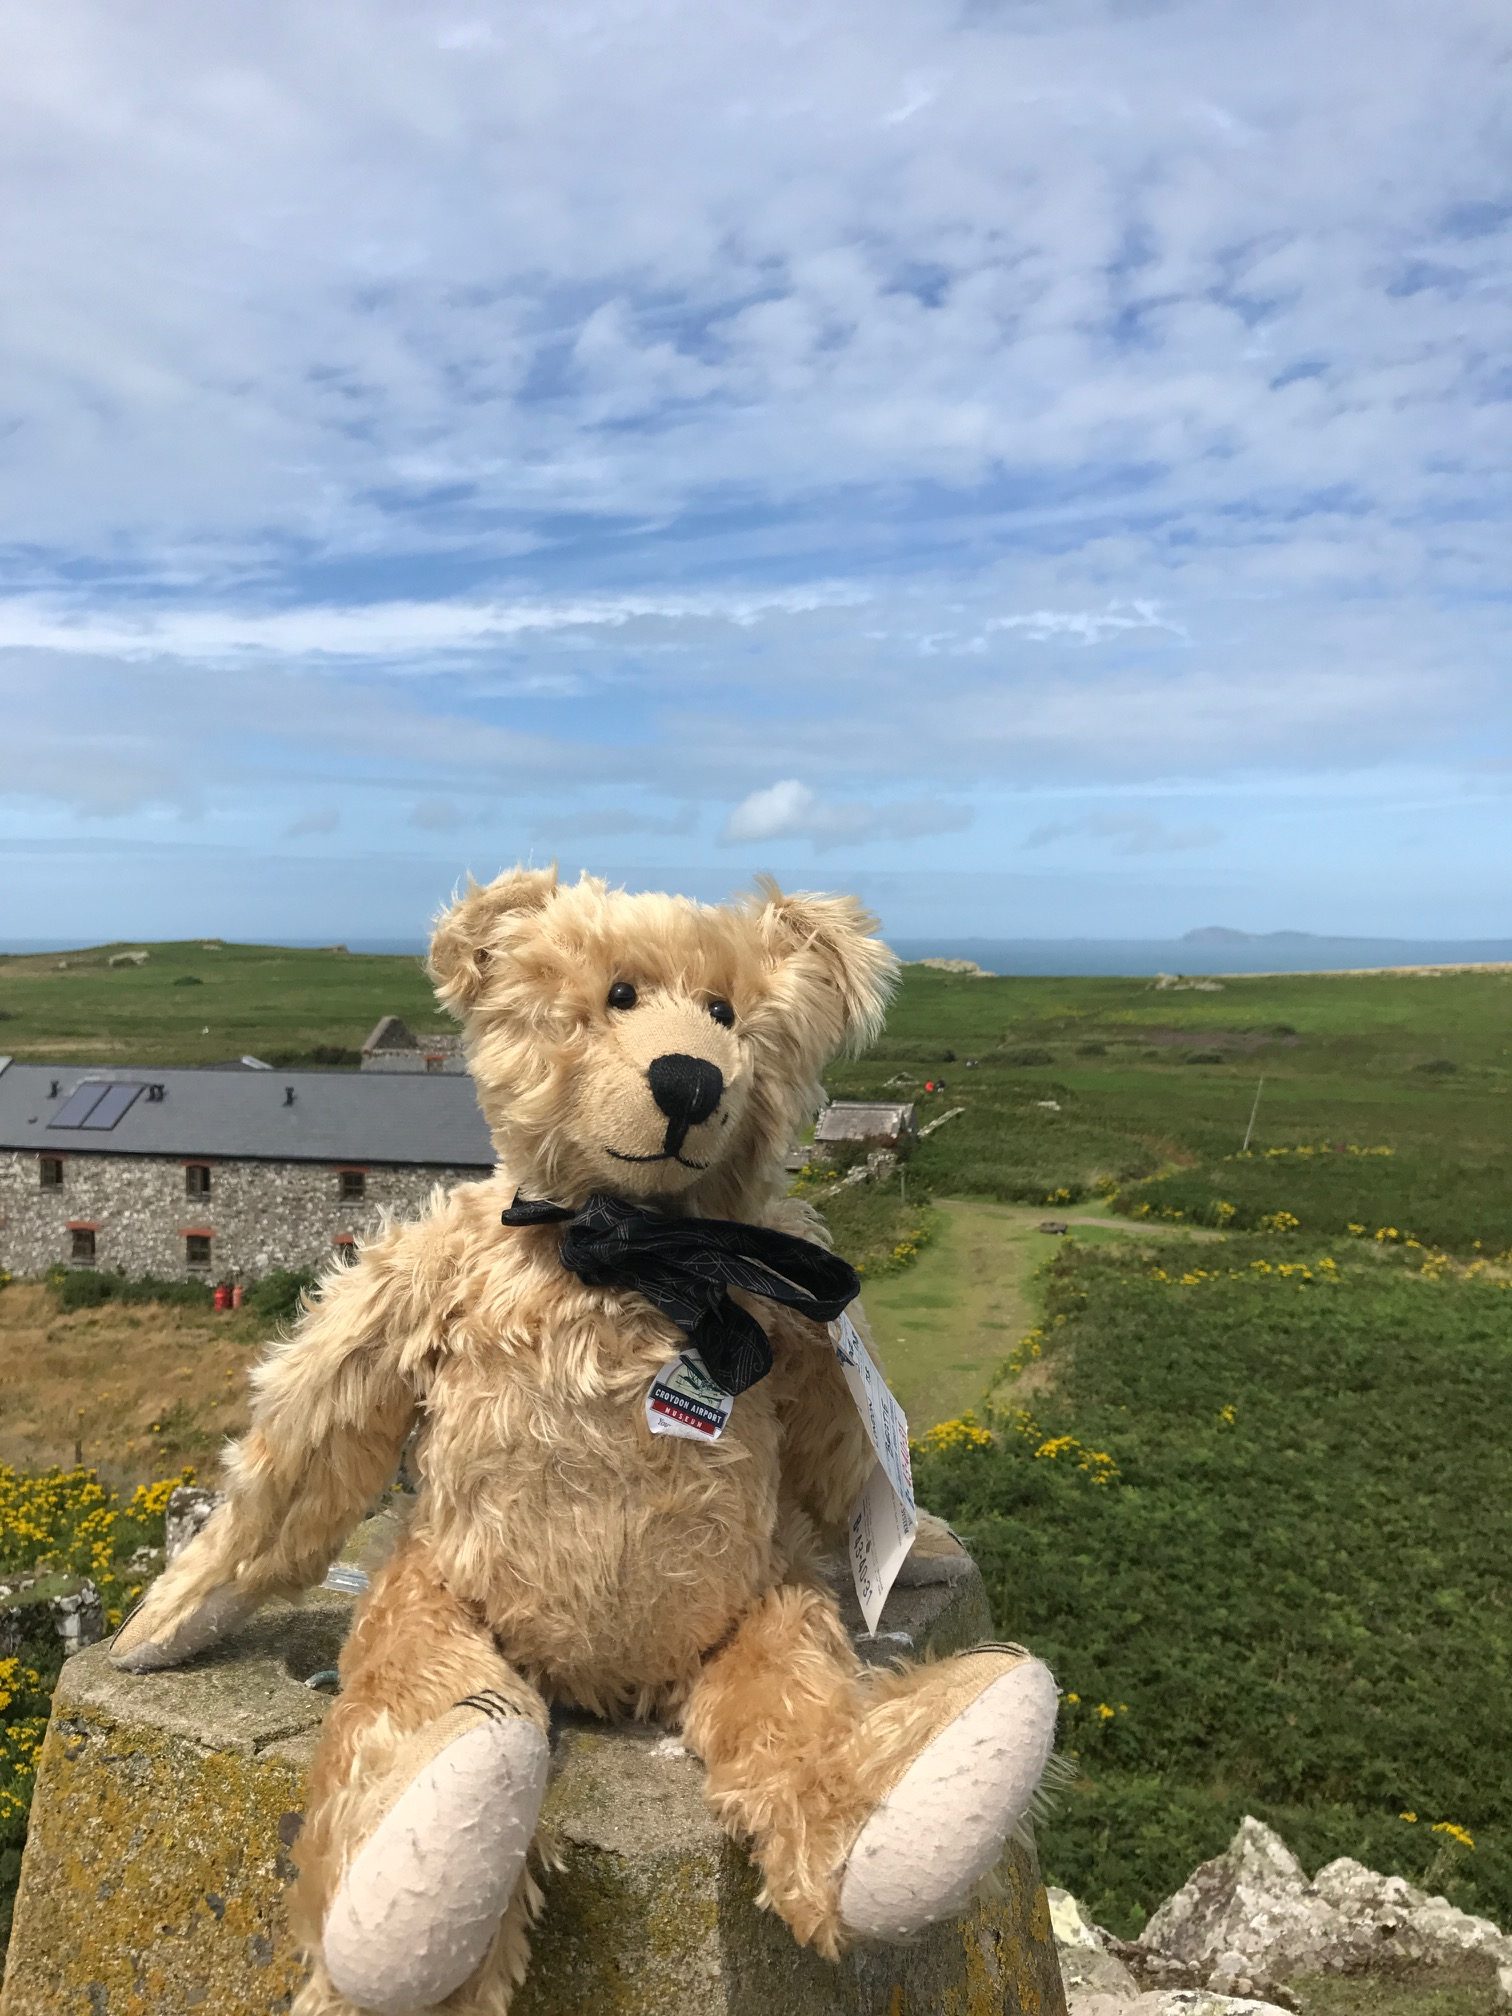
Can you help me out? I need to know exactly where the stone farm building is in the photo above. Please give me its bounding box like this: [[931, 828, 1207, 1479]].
[[360, 1015, 466, 1074], [0, 1056, 494, 1282], [813, 1101, 918, 1156]]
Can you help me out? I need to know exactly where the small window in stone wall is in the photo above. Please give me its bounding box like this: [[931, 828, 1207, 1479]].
[[70, 1226, 96, 1262], [185, 1163, 212, 1199], [338, 1168, 366, 1201], [40, 1156, 64, 1189], [185, 1232, 212, 1269]]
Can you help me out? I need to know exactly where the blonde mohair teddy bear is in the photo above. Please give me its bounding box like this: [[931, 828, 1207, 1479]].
[[112, 868, 1058, 2016]]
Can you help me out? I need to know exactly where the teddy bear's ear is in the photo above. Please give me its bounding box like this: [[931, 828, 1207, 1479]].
[[428, 865, 559, 1017], [752, 878, 899, 1054]]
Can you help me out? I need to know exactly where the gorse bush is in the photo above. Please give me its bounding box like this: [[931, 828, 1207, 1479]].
[[912, 1241, 1512, 1936], [1114, 1149, 1512, 1256], [0, 1464, 192, 1952]]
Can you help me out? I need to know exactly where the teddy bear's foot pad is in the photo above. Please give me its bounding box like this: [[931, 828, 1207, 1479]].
[[111, 1583, 255, 1671], [838, 1647, 1057, 1944], [322, 1697, 549, 2015]]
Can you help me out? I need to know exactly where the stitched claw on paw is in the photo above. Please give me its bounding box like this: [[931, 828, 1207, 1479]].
[[110, 1583, 255, 1672]]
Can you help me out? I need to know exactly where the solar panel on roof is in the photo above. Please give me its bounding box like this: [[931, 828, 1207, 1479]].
[[82, 1082, 143, 1130], [50, 1083, 110, 1128]]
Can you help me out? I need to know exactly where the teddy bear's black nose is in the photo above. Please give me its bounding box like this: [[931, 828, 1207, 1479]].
[[648, 1053, 724, 1130]]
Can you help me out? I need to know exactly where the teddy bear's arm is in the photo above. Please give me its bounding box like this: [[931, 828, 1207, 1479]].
[[112, 1208, 459, 1671]]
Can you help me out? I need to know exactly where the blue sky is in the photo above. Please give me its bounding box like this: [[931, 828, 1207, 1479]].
[[1, 0, 1508, 945]]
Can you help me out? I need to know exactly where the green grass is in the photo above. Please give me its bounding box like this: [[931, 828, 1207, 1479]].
[[0, 940, 436, 1066], [912, 1238, 1512, 1940], [855, 1197, 1214, 1429], [7, 940, 1512, 1963], [827, 964, 1512, 1255]]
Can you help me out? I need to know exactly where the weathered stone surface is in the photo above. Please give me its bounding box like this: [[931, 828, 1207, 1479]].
[[0, 1573, 104, 1660], [1047, 1886, 1140, 2001], [165, 1484, 220, 1563], [0, 1146, 487, 1281], [2, 1538, 1064, 2016], [1138, 1817, 1512, 1993], [1310, 1854, 1512, 1974], [1138, 1818, 1345, 1985], [1069, 1996, 1292, 2016]]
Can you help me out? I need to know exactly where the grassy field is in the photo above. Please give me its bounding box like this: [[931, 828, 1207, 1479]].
[[856, 1196, 1215, 1427], [3, 942, 1511, 1990], [912, 1236, 1512, 1941], [0, 939, 436, 1065], [0, 1281, 263, 1481], [830, 964, 1512, 1255]]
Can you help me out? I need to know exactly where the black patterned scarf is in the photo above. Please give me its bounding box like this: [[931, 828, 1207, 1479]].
[[500, 1190, 859, 1396]]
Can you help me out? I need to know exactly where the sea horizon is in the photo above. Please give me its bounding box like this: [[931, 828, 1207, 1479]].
[[4, 932, 1510, 978]]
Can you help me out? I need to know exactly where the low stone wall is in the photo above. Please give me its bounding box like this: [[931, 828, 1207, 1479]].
[[0, 1149, 488, 1280], [2, 1531, 1066, 2016]]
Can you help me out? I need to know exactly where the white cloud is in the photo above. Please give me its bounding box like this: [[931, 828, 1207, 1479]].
[[0, 583, 869, 665], [0, 0, 1506, 567], [721, 779, 971, 850]]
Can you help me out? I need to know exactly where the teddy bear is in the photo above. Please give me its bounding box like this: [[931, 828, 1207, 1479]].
[[111, 868, 1058, 2016]]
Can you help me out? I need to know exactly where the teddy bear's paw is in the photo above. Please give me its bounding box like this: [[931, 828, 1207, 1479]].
[[322, 1697, 549, 2015], [837, 1647, 1058, 1944], [110, 1583, 255, 1672]]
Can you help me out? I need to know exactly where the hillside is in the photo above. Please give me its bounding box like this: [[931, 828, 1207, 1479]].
[[2, 942, 1511, 1979], [0, 940, 437, 1067]]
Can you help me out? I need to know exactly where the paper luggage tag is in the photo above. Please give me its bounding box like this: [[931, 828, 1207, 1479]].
[[646, 1348, 735, 1442], [832, 1309, 918, 1632]]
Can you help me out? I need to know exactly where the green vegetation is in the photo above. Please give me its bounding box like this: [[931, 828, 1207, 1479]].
[[827, 963, 1511, 1255], [4, 943, 1510, 1972], [0, 940, 435, 1066], [0, 1467, 187, 1953], [912, 1239, 1512, 1939]]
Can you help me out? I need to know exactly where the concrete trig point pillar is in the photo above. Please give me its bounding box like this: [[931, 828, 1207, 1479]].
[[2, 1527, 1066, 2016]]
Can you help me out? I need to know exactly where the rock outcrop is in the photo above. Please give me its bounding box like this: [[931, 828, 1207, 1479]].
[[1139, 1816, 1512, 1988], [1049, 1818, 1512, 2016]]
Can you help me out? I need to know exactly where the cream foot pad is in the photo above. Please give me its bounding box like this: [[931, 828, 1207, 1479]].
[[323, 1695, 550, 2014], [838, 1648, 1058, 1943]]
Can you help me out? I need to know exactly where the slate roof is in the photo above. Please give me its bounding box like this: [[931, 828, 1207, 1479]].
[[0, 1058, 495, 1168], [814, 1100, 918, 1144]]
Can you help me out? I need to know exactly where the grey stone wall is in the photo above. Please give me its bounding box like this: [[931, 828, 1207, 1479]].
[[0, 1149, 492, 1281], [359, 1051, 467, 1075]]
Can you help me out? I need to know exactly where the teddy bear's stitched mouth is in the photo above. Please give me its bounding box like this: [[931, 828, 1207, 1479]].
[[605, 1146, 710, 1172]]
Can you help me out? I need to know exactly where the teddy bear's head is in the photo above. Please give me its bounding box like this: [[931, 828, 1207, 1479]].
[[428, 867, 897, 1217]]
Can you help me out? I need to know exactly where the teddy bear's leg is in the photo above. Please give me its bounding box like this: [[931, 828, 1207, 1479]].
[[682, 1581, 1057, 1958], [291, 1538, 550, 2016]]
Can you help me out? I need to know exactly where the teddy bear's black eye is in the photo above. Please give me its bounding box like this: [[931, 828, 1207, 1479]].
[[607, 980, 638, 1011], [708, 997, 736, 1029]]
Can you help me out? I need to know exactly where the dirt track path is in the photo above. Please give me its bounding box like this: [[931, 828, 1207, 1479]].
[[861, 1198, 1214, 1432]]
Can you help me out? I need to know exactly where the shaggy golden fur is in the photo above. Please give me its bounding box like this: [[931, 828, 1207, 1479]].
[[114, 871, 1041, 2013]]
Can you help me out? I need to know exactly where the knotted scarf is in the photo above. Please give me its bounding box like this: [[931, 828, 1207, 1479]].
[[500, 1190, 859, 1396]]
